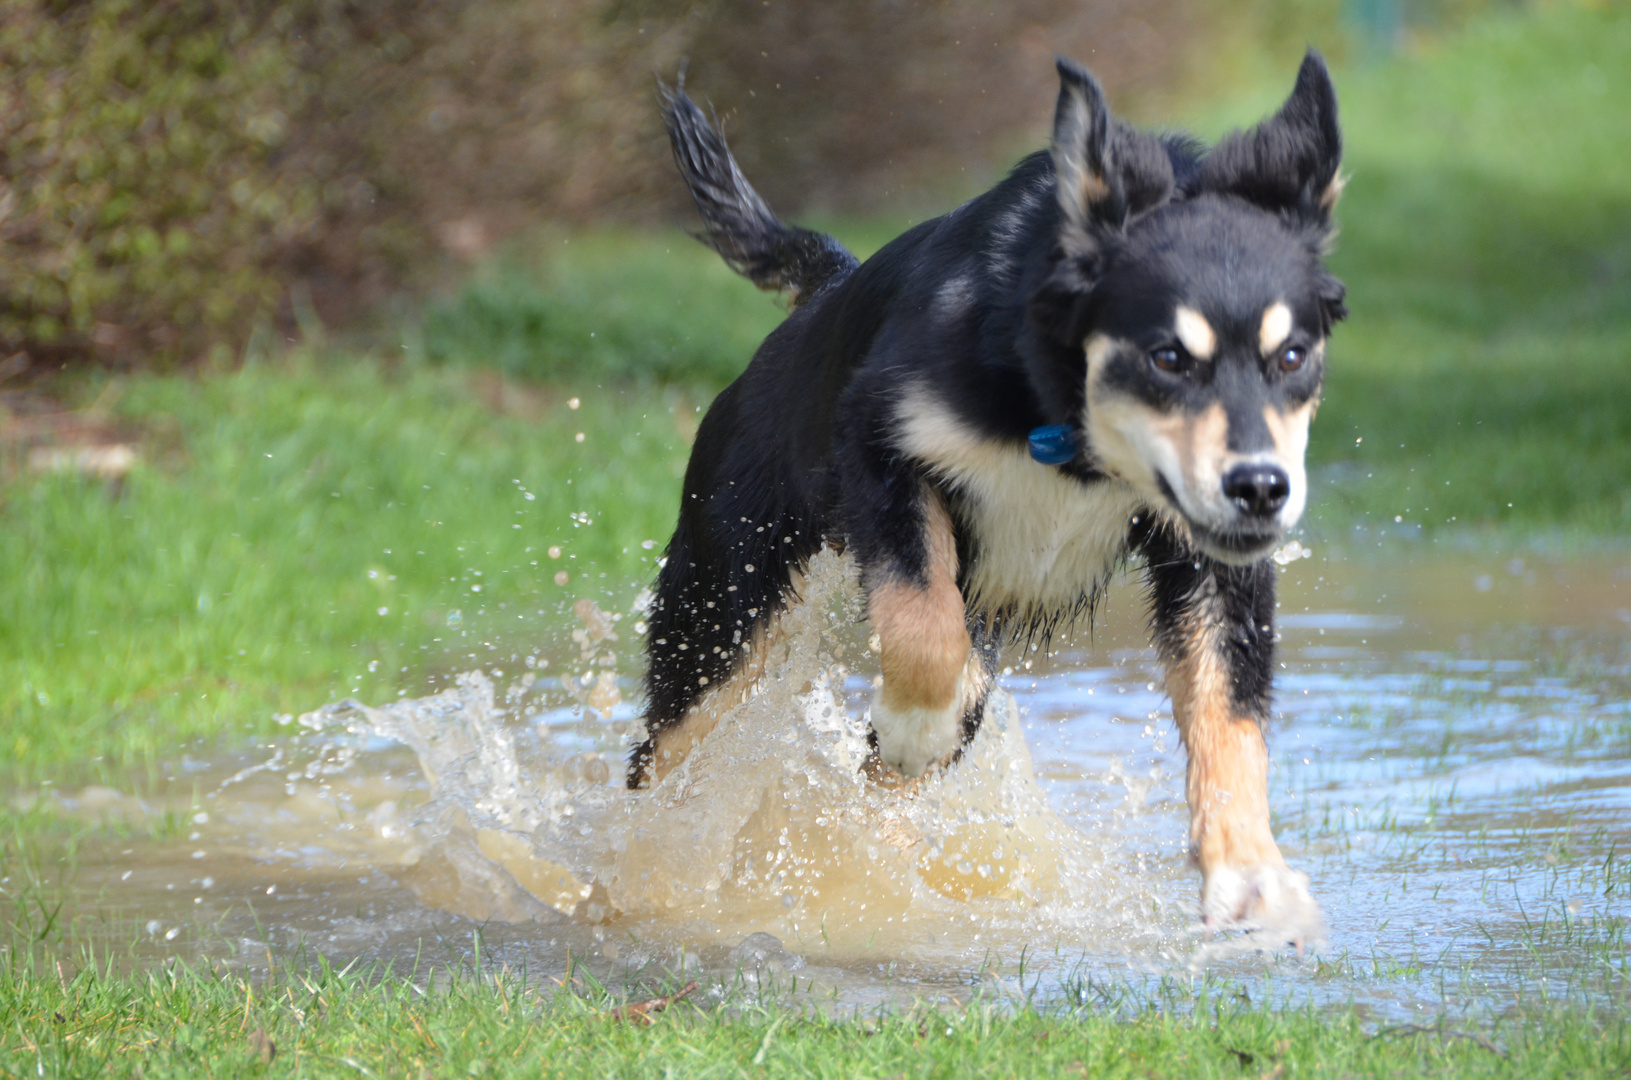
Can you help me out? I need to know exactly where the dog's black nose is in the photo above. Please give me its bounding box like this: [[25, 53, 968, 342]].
[[1222, 464, 1291, 517]]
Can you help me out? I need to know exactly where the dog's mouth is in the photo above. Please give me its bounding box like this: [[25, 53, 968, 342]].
[[1186, 522, 1284, 564], [1154, 473, 1287, 565]]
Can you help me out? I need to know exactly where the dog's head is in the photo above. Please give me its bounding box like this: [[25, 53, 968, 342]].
[[1031, 53, 1346, 565]]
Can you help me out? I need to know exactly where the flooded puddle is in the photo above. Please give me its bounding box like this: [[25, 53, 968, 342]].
[[6, 544, 1629, 1017]]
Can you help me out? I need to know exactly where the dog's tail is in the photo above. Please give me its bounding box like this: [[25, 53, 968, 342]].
[[661, 81, 859, 308]]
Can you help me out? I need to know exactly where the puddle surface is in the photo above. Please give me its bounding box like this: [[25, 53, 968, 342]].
[[7, 546, 1629, 1017]]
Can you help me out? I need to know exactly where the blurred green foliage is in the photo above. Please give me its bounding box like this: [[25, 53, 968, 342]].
[[0, 0, 315, 362], [0, 0, 1588, 377], [421, 232, 788, 386], [0, 0, 1381, 368]]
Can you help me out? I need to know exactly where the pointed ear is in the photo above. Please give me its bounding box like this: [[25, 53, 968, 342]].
[[1051, 57, 1120, 257], [1196, 49, 1344, 226], [1051, 58, 1175, 260]]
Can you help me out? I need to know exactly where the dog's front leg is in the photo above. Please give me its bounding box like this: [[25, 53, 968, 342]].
[[1141, 528, 1317, 930], [862, 485, 971, 779]]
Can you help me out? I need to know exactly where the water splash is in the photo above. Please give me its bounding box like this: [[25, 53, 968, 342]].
[[296, 550, 1174, 969]]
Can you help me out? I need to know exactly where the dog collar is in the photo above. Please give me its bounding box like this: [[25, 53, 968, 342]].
[[1027, 424, 1077, 465]]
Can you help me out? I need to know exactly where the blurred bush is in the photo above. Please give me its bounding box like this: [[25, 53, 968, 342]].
[[0, 0, 674, 366], [9, 0, 1516, 371], [0, 1, 312, 365]]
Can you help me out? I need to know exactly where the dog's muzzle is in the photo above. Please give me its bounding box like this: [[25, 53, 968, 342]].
[[1159, 463, 1299, 565]]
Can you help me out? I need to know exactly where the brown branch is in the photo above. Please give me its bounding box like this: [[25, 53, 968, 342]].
[[601, 981, 700, 1025]]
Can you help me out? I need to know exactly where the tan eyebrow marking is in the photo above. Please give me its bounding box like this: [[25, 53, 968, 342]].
[[1175, 306, 1216, 360], [1259, 302, 1294, 355]]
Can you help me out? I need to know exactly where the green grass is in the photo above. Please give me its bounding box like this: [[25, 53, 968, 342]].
[[0, 357, 694, 773], [420, 229, 789, 387], [1, 949, 1626, 1079], [421, 7, 1631, 540]]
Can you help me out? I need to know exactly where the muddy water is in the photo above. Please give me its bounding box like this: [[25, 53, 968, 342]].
[[8, 544, 1629, 1017]]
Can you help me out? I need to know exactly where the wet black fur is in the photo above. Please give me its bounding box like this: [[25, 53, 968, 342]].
[[661, 83, 859, 307], [630, 54, 1345, 787]]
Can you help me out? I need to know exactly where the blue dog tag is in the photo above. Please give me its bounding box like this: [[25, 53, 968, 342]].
[[1027, 424, 1077, 465]]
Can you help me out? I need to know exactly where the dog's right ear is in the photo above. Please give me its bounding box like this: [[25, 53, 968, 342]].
[[1034, 59, 1172, 347], [1050, 58, 1174, 261], [1051, 58, 1118, 260]]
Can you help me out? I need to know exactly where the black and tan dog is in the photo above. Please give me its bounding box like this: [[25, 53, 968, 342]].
[[629, 54, 1346, 927]]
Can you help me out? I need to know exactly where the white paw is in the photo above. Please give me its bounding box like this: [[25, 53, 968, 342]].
[[1202, 862, 1323, 941], [870, 693, 961, 779]]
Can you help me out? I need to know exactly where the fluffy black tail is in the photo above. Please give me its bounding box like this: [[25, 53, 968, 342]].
[[661, 81, 859, 308]]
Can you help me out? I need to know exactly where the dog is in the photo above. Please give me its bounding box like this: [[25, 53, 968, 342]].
[[629, 53, 1346, 929]]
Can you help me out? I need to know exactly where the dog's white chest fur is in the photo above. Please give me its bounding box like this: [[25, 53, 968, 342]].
[[895, 390, 1143, 619]]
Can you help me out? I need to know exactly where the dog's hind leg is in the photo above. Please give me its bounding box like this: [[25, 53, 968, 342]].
[[629, 508, 792, 788], [1139, 525, 1318, 930], [629, 382, 821, 788]]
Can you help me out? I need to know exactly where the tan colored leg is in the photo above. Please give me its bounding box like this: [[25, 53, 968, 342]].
[[1167, 633, 1282, 877], [867, 491, 971, 778], [1166, 612, 1317, 931]]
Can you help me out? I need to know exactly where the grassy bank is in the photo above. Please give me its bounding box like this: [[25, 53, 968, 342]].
[[423, 6, 1631, 541], [1, 953, 1626, 1079], [1306, 4, 1631, 537], [1, 360, 693, 772]]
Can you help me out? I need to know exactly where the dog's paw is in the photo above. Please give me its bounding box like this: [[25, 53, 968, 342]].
[[869, 695, 961, 779], [1202, 861, 1322, 942]]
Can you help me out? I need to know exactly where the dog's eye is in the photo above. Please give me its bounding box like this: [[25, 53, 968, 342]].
[[1149, 346, 1184, 373], [1279, 345, 1307, 372]]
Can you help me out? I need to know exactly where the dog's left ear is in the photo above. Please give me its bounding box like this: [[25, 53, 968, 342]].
[[1195, 50, 1344, 229]]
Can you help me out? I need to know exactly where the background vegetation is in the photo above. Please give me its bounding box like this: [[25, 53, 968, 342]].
[[1, 0, 1522, 367]]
